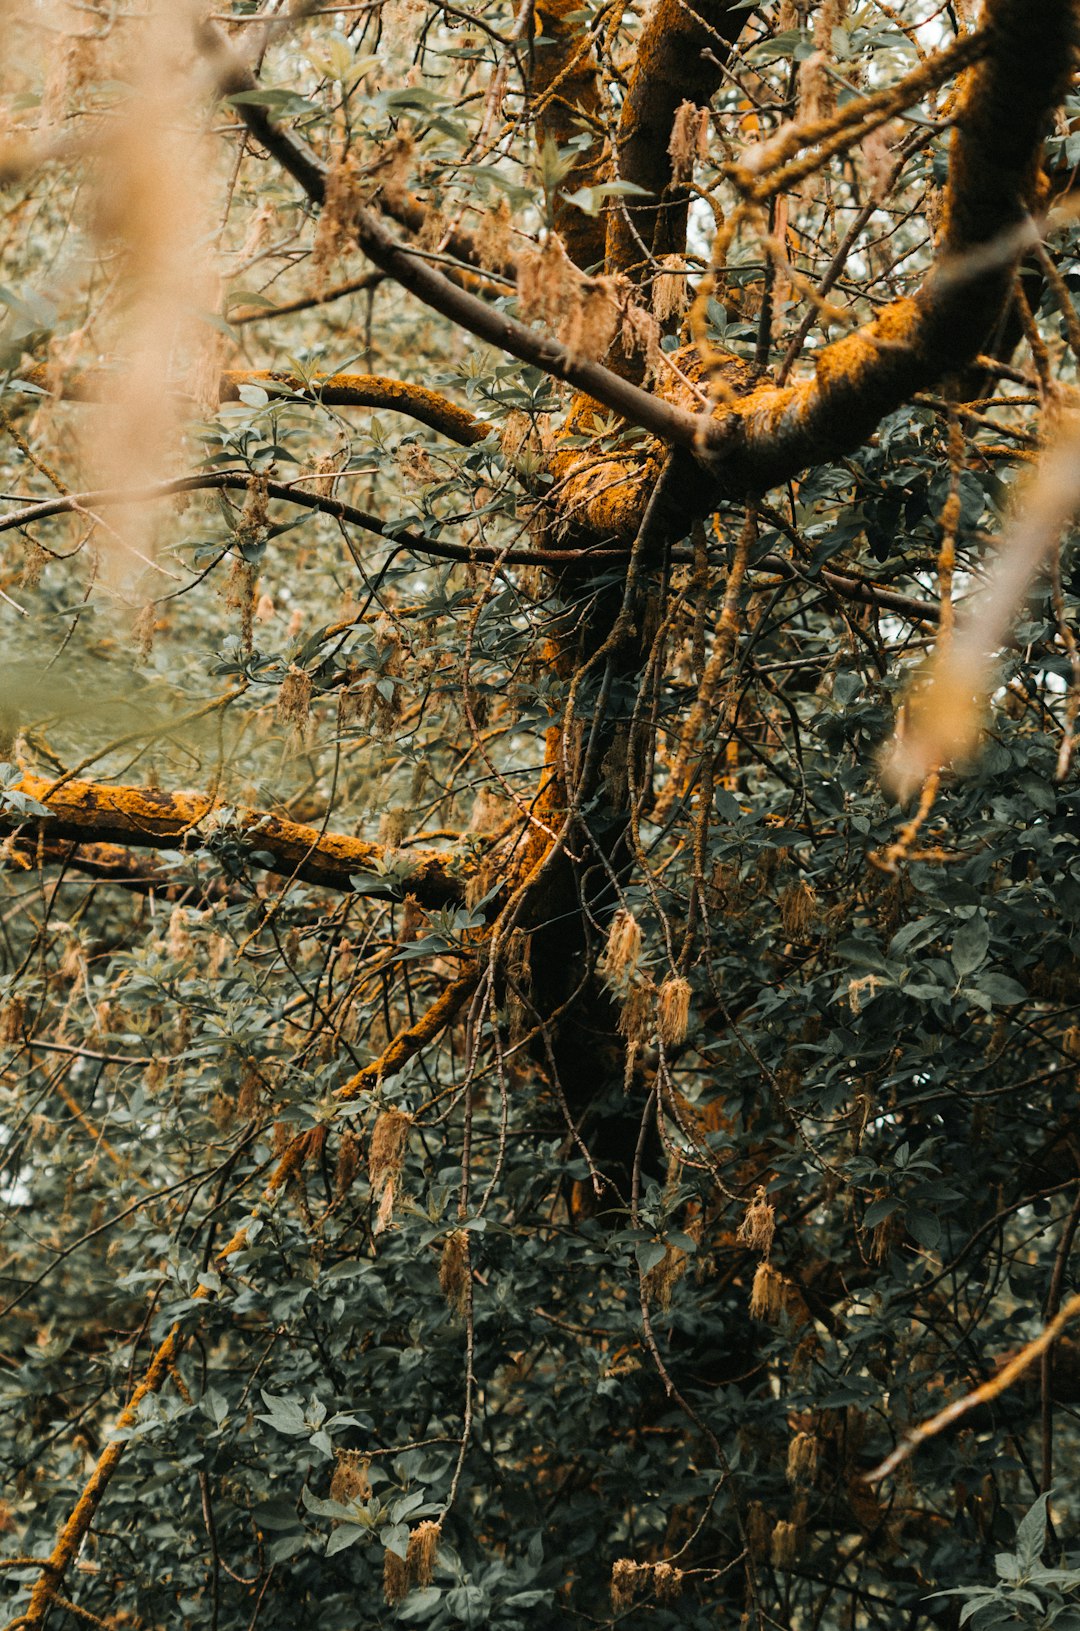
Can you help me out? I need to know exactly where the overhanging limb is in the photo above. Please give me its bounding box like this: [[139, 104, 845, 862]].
[[2, 776, 471, 905]]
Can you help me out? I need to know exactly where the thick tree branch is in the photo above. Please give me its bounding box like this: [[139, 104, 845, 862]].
[[218, 371, 488, 443], [2, 776, 471, 904], [343, 207, 710, 452], [532, 0, 608, 272], [605, 0, 756, 283], [715, 0, 1077, 491], [23, 364, 487, 446], [196, 23, 710, 454]]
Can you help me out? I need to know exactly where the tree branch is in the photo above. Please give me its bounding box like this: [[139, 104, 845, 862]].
[[754, 553, 940, 625], [11, 968, 479, 1630], [23, 365, 487, 447], [1, 837, 253, 901], [336, 965, 482, 1099], [0, 473, 638, 568], [230, 270, 383, 325], [197, 20, 514, 290], [0, 472, 942, 621], [344, 207, 710, 451], [195, 21, 710, 454], [218, 370, 488, 443], [605, 0, 757, 283], [714, 0, 1077, 491], [3, 776, 471, 904], [212, 0, 1074, 502], [532, 0, 608, 272]]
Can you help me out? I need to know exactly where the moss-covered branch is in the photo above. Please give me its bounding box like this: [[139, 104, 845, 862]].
[[714, 0, 1076, 491], [605, 0, 756, 283], [217, 371, 487, 443], [23, 365, 487, 446], [2, 776, 471, 904], [532, 0, 608, 272]]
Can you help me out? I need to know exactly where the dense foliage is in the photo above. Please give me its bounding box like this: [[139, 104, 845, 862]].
[[3, 1, 1080, 1627]]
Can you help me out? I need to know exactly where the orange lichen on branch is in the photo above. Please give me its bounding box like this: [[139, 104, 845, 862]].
[[654, 504, 755, 818], [337, 966, 482, 1100], [542, 441, 658, 545], [14, 1327, 182, 1630], [21, 363, 487, 447], [11, 1124, 310, 1631], [539, 352, 752, 546], [713, 0, 1077, 491], [218, 371, 487, 445], [732, 28, 988, 204], [868, 1288, 1080, 1484], [532, 0, 607, 272], [720, 296, 926, 486], [3, 775, 471, 905], [217, 0, 1074, 504], [605, 0, 755, 285]]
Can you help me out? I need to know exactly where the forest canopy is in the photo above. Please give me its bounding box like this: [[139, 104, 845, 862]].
[[2, 1, 1080, 1628]]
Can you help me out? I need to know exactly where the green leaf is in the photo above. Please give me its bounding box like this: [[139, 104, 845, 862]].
[[256, 1392, 309, 1436], [836, 937, 891, 974], [863, 1198, 899, 1229], [1015, 1492, 1050, 1569], [326, 1524, 366, 1556], [302, 1488, 357, 1521], [905, 1208, 942, 1250], [560, 181, 651, 217], [977, 973, 1028, 1006], [227, 88, 322, 117], [398, 1588, 443, 1620], [951, 916, 990, 977]]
